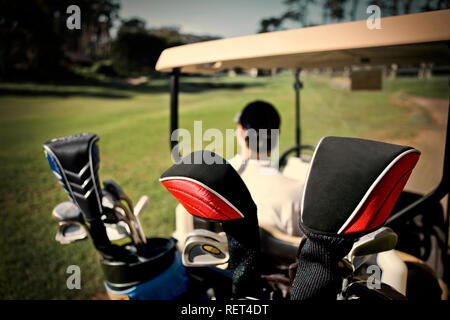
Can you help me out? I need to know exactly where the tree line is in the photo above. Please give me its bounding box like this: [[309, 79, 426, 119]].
[[0, 0, 218, 80], [1, 0, 448, 80], [259, 0, 449, 32]]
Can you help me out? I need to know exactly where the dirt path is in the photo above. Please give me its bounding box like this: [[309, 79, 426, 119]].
[[382, 95, 448, 213], [382, 95, 449, 277]]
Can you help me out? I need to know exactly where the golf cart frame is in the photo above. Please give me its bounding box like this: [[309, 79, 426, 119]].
[[156, 10, 450, 284]]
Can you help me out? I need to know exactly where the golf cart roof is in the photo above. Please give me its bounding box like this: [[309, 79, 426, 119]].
[[156, 10, 450, 73]]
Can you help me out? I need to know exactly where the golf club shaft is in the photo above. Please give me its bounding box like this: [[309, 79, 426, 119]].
[[102, 179, 147, 247], [134, 196, 149, 218], [114, 203, 146, 250], [119, 194, 147, 245]]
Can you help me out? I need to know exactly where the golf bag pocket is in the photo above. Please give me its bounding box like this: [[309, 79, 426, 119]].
[[104, 252, 191, 300]]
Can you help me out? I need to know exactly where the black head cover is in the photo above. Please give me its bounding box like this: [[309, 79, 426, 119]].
[[301, 136, 420, 236], [291, 136, 420, 300], [160, 150, 262, 298], [160, 151, 256, 222], [43, 133, 113, 256], [43, 133, 103, 221]]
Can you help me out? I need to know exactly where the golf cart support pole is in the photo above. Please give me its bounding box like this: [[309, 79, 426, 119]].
[[170, 68, 180, 151], [294, 69, 303, 157]]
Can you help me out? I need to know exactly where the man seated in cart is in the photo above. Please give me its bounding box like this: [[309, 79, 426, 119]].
[[228, 100, 304, 237], [173, 100, 304, 248]]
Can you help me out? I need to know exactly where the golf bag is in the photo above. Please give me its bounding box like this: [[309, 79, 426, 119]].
[[44, 133, 446, 300], [43, 133, 195, 300]]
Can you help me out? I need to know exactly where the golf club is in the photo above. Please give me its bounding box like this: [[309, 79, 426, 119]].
[[56, 223, 88, 244], [161, 150, 264, 299], [52, 199, 131, 247], [182, 229, 229, 267], [104, 222, 131, 242], [52, 201, 91, 242], [291, 137, 420, 300], [103, 180, 147, 246], [43, 133, 127, 260], [101, 189, 123, 224], [134, 195, 149, 218], [102, 183, 148, 258], [52, 201, 89, 227], [346, 227, 398, 271]]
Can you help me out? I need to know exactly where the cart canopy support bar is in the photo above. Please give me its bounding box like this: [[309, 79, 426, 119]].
[[170, 68, 180, 151], [294, 69, 303, 157]]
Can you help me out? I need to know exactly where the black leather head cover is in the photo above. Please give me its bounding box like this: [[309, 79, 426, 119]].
[[43, 133, 103, 221], [160, 150, 263, 298], [160, 151, 256, 222], [43, 133, 113, 256], [291, 136, 420, 300], [301, 136, 420, 236]]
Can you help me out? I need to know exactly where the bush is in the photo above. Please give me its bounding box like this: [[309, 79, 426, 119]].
[[111, 30, 167, 77], [92, 60, 118, 77]]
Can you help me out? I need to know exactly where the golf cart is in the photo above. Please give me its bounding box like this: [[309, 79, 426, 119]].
[[43, 10, 449, 300], [155, 9, 450, 298]]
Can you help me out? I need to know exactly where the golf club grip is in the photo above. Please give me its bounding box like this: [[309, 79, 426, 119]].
[[222, 218, 263, 299], [290, 230, 354, 300], [43, 133, 110, 248]]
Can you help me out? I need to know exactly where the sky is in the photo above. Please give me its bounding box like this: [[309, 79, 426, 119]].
[[115, 0, 431, 39], [117, 0, 297, 38]]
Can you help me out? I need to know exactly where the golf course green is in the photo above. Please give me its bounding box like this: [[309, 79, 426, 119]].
[[0, 71, 447, 299]]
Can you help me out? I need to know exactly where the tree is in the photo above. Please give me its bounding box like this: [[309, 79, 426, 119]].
[[259, 0, 449, 33], [259, 0, 347, 32], [0, 0, 120, 79], [110, 19, 168, 77]]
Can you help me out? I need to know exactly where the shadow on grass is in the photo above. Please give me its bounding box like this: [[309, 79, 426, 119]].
[[0, 78, 266, 98], [0, 87, 131, 99], [179, 81, 265, 93]]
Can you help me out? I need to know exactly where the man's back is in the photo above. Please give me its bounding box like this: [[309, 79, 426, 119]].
[[229, 155, 303, 236]]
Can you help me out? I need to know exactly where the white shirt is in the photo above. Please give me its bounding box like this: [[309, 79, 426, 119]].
[[228, 155, 303, 236]]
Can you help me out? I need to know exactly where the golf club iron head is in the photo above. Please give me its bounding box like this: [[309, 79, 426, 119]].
[[104, 221, 130, 241], [56, 223, 88, 244], [347, 227, 398, 270], [52, 201, 89, 244], [103, 180, 147, 247], [55, 222, 129, 244], [102, 189, 126, 224], [182, 229, 229, 267], [53, 201, 130, 243], [52, 201, 85, 224]]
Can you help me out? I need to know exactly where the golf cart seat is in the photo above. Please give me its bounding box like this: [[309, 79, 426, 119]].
[[259, 223, 302, 266], [279, 143, 314, 182], [282, 156, 311, 183]]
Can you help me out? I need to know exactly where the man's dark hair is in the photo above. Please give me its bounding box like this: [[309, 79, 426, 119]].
[[238, 100, 281, 154]]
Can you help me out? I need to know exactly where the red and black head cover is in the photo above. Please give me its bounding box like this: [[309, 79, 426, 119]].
[[160, 150, 262, 298], [291, 136, 420, 300], [160, 151, 256, 222]]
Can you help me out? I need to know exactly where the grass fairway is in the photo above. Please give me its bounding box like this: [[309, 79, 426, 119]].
[[0, 72, 446, 299]]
